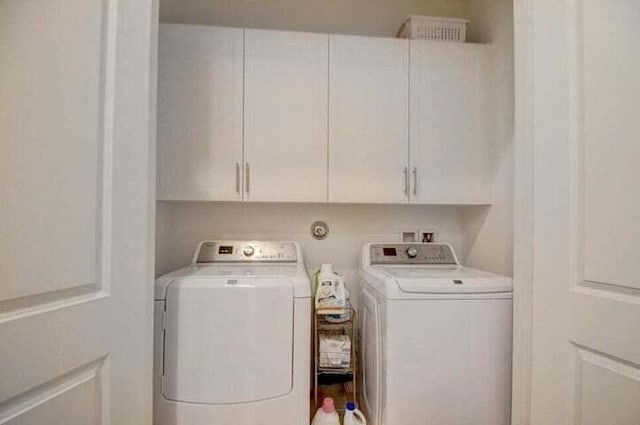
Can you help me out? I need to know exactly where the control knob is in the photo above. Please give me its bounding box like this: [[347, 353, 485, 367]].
[[243, 246, 255, 257], [406, 247, 418, 258]]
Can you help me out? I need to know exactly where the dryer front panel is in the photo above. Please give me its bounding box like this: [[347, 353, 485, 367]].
[[162, 277, 294, 404]]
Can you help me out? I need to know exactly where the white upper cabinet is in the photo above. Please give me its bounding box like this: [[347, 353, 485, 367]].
[[156, 24, 492, 205], [328, 35, 410, 204], [244, 29, 328, 202], [157, 24, 244, 201], [409, 41, 490, 204]]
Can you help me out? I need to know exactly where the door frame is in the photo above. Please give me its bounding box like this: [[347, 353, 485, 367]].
[[512, 0, 534, 424]]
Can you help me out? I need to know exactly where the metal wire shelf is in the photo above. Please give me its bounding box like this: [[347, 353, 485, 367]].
[[313, 303, 357, 412]]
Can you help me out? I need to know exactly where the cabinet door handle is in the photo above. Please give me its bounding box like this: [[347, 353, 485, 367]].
[[403, 167, 408, 195], [235, 162, 240, 194], [412, 167, 418, 196], [245, 163, 250, 194]]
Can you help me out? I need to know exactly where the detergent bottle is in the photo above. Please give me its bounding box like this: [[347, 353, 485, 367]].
[[343, 402, 367, 425], [315, 264, 347, 314], [311, 397, 340, 425]]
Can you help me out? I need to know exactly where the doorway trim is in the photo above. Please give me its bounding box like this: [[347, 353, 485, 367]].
[[512, 0, 534, 424]]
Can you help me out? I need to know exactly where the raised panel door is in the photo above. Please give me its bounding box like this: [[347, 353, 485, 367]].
[[526, 1, 640, 423], [0, 0, 155, 422]]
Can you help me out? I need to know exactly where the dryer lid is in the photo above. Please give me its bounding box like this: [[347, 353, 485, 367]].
[[377, 266, 513, 294], [162, 277, 294, 404], [191, 264, 299, 277], [154, 264, 310, 300]]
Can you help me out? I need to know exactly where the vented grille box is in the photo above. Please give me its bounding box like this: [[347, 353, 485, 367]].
[[397, 15, 469, 42]]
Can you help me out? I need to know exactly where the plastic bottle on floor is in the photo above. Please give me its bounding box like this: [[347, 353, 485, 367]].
[[343, 402, 366, 425], [311, 397, 340, 425]]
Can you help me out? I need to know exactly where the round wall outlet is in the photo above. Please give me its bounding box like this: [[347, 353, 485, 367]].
[[310, 221, 329, 240]]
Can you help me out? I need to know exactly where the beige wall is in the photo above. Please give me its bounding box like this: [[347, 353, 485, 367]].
[[156, 202, 468, 307], [463, 0, 515, 275], [156, 203, 466, 276], [160, 0, 468, 37]]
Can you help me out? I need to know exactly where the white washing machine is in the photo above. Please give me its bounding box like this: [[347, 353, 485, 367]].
[[154, 241, 311, 425], [359, 243, 512, 425]]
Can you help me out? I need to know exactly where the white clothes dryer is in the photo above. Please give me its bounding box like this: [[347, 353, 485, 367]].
[[359, 243, 512, 425], [154, 241, 311, 425]]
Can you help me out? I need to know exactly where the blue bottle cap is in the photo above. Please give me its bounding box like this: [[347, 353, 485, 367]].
[[346, 402, 356, 411]]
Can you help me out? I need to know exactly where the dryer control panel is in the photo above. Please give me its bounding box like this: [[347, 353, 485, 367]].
[[195, 241, 298, 263], [370, 243, 457, 265]]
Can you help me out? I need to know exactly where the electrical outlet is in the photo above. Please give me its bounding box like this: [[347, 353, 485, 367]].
[[401, 230, 417, 242], [418, 229, 437, 243]]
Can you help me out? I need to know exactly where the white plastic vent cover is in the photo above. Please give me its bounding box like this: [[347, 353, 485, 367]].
[[162, 277, 294, 404]]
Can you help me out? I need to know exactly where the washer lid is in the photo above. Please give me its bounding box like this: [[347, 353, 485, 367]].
[[376, 266, 513, 294]]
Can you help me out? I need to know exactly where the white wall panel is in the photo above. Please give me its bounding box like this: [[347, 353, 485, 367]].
[[462, 0, 514, 277]]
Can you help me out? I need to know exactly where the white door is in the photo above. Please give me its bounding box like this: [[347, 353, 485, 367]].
[[524, 0, 640, 423], [0, 1, 155, 424], [157, 24, 244, 201], [329, 35, 409, 204], [244, 29, 328, 202], [409, 41, 490, 205]]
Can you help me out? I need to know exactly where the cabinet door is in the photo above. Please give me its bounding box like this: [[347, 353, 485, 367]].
[[329, 35, 409, 204], [409, 41, 490, 204], [244, 29, 328, 202], [157, 24, 243, 201]]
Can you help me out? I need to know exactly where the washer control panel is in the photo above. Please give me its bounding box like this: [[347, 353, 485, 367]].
[[370, 243, 457, 265], [195, 241, 297, 263]]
